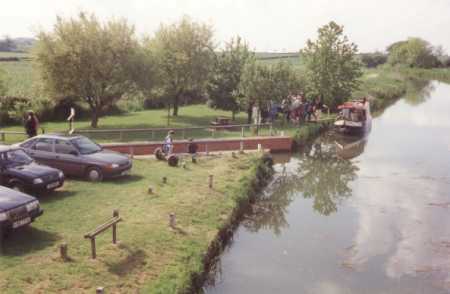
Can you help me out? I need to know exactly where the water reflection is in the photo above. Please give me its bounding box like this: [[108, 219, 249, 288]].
[[297, 139, 359, 216], [244, 137, 360, 236], [404, 78, 434, 106]]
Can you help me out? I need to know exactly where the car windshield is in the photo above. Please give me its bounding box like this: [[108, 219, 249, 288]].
[[70, 137, 102, 155], [5, 149, 33, 165]]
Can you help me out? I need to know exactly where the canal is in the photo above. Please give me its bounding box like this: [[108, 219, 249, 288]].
[[205, 81, 450, 294]]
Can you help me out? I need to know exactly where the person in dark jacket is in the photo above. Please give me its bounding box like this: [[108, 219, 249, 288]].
[[24, 111, 39, 138]]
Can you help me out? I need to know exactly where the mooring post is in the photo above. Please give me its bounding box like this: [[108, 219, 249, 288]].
[[60, 243, 68, 261], [208, 174, 213, 189], [169, 212, 176, 228], [91, 238, 96, 259], [112, 210, 119, 244]]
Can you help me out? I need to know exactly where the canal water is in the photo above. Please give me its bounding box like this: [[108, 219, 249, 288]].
[[205, 81, 450, 294]]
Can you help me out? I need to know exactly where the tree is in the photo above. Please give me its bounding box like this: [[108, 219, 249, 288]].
[[34, 12, 148, 127], [149, 16, 215, 116], [360, 52, 388, 68], [301, 21, 362, 109], [387, 38, 440, 68], [207, 36, 253, 120], [0, 36, 16, 52], [239, 60, 303, 123]]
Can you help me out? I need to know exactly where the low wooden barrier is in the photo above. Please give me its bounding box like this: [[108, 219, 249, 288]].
[[84, 210, 122, 259]]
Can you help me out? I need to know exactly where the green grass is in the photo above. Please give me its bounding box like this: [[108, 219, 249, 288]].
[[0, 153, 264, 293]]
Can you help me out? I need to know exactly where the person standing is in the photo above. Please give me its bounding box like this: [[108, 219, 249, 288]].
[[24, 111, 39, 138], [163, 130, 175, 155]]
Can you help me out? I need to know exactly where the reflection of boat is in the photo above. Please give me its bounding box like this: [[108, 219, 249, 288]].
[[335, 137, 368, 160], [334, 99, 372, 136]]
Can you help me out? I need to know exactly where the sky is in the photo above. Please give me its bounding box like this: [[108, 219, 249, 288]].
[[1, 0, 450, 53]]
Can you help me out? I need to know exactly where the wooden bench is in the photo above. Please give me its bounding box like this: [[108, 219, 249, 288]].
[[84, 210, 122, 259]]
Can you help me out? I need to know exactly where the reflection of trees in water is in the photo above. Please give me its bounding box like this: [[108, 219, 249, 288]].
[[297, 142, 359, 215], [242, 177, 296, 236], [242, 139, 359, 235], [404, 78, 434, 106]]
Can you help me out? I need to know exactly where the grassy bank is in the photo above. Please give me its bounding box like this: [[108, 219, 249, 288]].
[[0, 152, 272, 293]]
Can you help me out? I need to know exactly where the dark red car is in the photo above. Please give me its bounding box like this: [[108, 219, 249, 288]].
[[18, 135, 132, 181]]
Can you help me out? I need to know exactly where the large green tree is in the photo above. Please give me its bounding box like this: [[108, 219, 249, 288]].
[[387, 38, 440, 68], [34, 12, 148, 127], [149, 16, 215, 116], [207, 36, 253, 120], [301, 21, 362, 109]]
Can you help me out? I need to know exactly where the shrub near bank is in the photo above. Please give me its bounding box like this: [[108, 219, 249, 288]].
[[0, 153, 272, 293]]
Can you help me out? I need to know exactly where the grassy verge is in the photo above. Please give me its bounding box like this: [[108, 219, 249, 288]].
[[0, 152, 272, 293]]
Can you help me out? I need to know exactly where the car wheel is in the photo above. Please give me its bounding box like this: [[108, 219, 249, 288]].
[[86, 167, 103, 182], [10, 181, 26, 193]]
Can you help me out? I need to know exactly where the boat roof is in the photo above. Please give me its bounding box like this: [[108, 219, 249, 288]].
[[338, 100, 367, 110]]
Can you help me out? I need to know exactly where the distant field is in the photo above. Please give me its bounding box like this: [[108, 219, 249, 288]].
[[0, 58, 37, 98], [0, 51, 30, 58]]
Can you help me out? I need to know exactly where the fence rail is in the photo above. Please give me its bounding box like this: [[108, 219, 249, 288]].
[[0, 118, 335, 143], [0, 123, 276, 143]]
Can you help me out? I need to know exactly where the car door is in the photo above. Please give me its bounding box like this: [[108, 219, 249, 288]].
[[28, 138, 56, 167], [53, 139, 85, 176]]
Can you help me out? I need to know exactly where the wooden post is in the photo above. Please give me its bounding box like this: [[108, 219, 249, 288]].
[[112, 210, 119, 244], [96, 287, 104, 294], [60, 243, 68, 261], [269, 123, 273, 136], [162, 176, 167, 184], [205, 144, 209, 156], [151, 130, 155, 140], [169, 213, 176, 228], [119, 131, 123, 141], [239, 141, 244, 154], [241, 127, 244, 138], [208, 174, 213, 189], [148, 186, 153, 194], [91, 238, 96, 259], [182, 129, 186, 139]]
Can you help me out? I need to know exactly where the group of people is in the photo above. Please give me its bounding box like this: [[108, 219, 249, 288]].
[[281, 93, 327, 123]]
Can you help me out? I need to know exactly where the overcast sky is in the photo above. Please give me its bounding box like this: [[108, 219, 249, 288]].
[[1, 0, 450, 53]]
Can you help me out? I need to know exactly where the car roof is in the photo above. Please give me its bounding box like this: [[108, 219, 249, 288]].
[[30, 134, 83, 141]]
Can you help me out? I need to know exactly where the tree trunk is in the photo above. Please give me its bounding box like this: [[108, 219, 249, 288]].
[[247, 106, 253, 124], [172, 94, 180, 116], [90, 107, 99, 128]]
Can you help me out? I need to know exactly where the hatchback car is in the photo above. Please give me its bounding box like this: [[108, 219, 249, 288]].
[[0, 146, 64, 193], [0, 185, 43, 237], [19, 135, 132, 181]]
